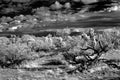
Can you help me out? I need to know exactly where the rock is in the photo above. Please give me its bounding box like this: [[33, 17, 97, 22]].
[[46, 70, 55, 75], [64, 2, 71, 9], [50, 1, 63, 10], [68, 64, 76, 69]]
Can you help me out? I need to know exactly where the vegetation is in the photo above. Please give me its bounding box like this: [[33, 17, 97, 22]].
[[0, 28, 119, 72], [0, 1, 120, 80], [0, 28, 119, 79]]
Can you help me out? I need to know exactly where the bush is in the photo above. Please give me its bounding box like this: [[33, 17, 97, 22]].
[[0, 28, 120, 71], [0, 43, 32, 68], [61, 29, 117, 73]]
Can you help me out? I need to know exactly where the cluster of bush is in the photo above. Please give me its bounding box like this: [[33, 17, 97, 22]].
[[0, 7, 84, 32], [0, 28, 120, 72], [0, 0, 118, 32]]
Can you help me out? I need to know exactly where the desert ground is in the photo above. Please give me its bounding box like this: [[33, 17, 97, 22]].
[[0, 0, 120, 80]]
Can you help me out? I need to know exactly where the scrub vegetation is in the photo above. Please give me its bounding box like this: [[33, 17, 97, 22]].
[[0, 0, 120, 80], [0, 28, 120, 80]]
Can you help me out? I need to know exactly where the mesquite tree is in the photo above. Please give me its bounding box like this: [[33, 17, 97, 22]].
[[62, 29, 115, 73], [80, 29, 113, 67]]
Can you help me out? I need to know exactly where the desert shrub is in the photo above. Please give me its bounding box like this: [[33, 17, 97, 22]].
[[103, 30, 120, 49], [0, 28, 120, 71], [27, 36, 56, 52], [21, 35, 36, 42], [22, 35, 64, 53], [79, 29, 114, 64], [0, 42, 32, 68], [0, 37, 10, 45], [60, 28, 117, 73]]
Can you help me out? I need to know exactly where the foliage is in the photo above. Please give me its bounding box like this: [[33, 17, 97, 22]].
[[0, 28, 120, 72], [0, 37, 32, 68], [60, 28, 118, 73]]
